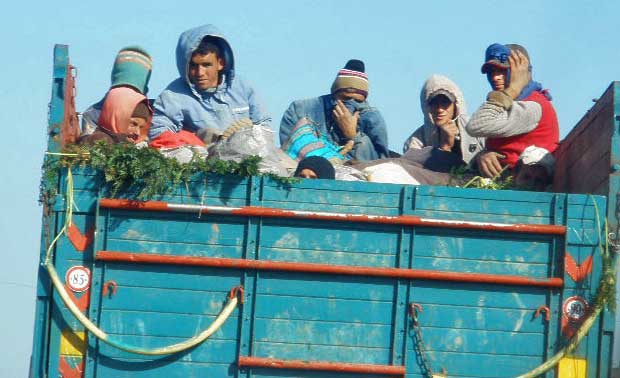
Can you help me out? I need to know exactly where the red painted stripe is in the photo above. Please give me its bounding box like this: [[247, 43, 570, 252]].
[[98, 198, 566, 236], [96, 251, 564, 288], [238, 356, 405, 375], [99, 198, 169, 211]]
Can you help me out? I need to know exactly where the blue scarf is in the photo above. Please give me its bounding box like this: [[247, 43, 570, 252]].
[[517, 80, 552, 101]]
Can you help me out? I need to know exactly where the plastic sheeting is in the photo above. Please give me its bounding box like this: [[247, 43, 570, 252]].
[[210, 125, 297, 177]]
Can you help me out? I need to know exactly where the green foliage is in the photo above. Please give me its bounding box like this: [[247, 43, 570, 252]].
[[41, 142, 294, 200], [448, 165, 515, 190]]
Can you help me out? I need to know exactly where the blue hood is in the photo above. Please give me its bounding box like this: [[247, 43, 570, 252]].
[[175, 24, 235, 89]]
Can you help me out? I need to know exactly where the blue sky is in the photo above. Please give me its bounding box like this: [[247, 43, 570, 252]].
[[2, 1, 620, 376]]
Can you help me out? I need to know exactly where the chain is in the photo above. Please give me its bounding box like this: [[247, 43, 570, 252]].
[[408, 304, 435, 378]]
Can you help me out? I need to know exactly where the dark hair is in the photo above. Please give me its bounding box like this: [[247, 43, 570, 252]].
[[193, 37, 222, 59], [294, 156, 336, 179]]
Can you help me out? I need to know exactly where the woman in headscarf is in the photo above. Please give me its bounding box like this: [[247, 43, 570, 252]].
[[79, 86, 152, 145]]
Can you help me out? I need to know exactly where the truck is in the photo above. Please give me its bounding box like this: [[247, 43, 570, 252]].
[[30, 44, 618, 378]]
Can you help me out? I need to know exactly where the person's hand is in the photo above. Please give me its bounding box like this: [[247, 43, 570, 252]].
[[332, 100, 359, 139], [339, 140, 355, 156], [477, 151, 506, 178], [504, 50, 530, 99], [437, 120, 459, 151]]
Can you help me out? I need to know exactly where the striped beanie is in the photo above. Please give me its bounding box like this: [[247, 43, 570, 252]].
[[111, 46, 153, 95], [331, 59, 369, 98]]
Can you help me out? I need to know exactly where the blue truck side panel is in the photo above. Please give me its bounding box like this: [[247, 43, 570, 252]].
[[33, 169, 606, 378]]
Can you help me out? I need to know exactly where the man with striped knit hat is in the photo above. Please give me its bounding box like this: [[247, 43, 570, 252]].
[[280, 59, 389, 161]]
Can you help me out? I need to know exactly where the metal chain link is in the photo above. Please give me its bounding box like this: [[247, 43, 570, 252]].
[[409, 304, 435, 378]]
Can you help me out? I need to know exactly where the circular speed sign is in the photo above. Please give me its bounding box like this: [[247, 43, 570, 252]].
[[65, 266, 91, 292], [563, 296, 588, 322]]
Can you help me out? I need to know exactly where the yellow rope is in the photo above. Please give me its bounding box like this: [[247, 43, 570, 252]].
[[45, 168, 239, 355], [516, 195, 617, 377]]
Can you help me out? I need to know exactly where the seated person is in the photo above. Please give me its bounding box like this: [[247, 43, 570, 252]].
[[149, 24, 269, 141], [513, 145, 555, 191], [280, 59, 388, 161], [466, 43, 559, 178], [403, 74, 484, 170], [79, 87, 152, 145], [294, 156, 336, 180], [81, 46, 152, 135], [282, 117, 353, 164]]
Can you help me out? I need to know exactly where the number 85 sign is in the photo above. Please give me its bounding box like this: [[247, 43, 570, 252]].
[[65, 266, 91, 292]]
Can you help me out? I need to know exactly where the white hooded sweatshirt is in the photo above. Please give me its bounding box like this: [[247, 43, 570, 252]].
[[403, 74, 484, 164]]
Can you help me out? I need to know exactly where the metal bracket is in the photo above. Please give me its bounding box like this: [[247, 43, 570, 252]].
[[534, 305, 551, 322], [102, 281, 118, 298], [229, 285, 245, 304]]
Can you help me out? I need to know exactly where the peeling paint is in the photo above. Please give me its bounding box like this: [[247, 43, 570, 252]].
[[273, 232, 300, 249]]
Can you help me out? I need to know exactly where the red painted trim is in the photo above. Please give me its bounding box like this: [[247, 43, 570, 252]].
[[64, 284, 90, 312], [61, 64, 80, 147], [99, 198, 566, 236], [238, 356, 405, 375], [96, 251, 564, 288], [59, 357, 84, 378], [66, 224, 94, 252], [100, 199, 169, 212], [565, 252, 594, 282]]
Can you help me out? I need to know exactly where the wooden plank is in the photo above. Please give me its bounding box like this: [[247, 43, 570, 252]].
[[256, 272, 395, 302], [410, 281, 547, 309], [105, 239, 244, 259], [405, 350, 542, 378], [98, 310, 239, 339], [254, 293, 393, 325], [408, 303, 545, 333], [105, 214, 247, 246], [412, 256, 548, 278], [413, 230, 551, 263], [260, 200, 401, 216], [100, 286, 239, 316], [97, 336, 237, 363], [251, 370, 385, 378], [259, 222, 400, 254], [406, 327, 545, 356], [94, 360, 232, 378], [102, 263, 243, 291], [414, 194, 553, 220], [259, 248, 396, 268], [253, 318, 392, 348], [252, 341, 391, 365], [261, 185, 401, 208]]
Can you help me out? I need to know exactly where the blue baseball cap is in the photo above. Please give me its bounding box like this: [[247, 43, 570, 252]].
[[481, 43, 511, 74]]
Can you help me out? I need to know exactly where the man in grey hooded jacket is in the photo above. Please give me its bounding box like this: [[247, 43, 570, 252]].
[[403, 74, 484, 167], [149, 24, 269, 140]]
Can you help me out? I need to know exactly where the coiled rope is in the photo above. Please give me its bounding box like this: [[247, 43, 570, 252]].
[[44, 168, 240, 355]]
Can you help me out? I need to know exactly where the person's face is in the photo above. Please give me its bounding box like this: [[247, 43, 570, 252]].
[[188, 52, 224, 90], [514, 165, 551, 191], [489, 67, 508, 91], [334, 91, 366, 103], [298, 168, 318, 179], [429, 95, 455, 126], [126, 117, 148, 143]]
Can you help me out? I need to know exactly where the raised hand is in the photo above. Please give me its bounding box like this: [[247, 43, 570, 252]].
[[332, 100, 359, 139]]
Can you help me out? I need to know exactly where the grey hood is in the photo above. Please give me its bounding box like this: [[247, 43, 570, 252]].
[[404, 74, 484, 164]]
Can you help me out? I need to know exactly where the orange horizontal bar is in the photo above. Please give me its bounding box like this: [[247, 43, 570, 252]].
[[99, 198, 566, 236], [238, 356, 405, 375], [96, 251, 564, 288]]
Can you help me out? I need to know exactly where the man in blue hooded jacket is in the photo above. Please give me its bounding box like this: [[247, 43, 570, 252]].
[[149, 24, 269, 140], [279, 60, 389, 161]]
